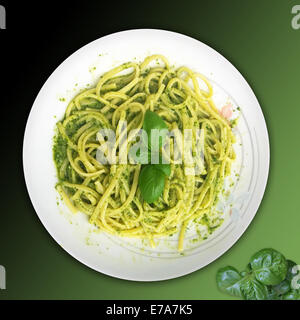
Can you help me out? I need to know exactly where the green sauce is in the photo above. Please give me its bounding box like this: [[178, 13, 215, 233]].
[[53, 131, 67, 170]]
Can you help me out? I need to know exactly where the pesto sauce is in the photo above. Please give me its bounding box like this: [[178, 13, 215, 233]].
[[53, 131, 67, 169]]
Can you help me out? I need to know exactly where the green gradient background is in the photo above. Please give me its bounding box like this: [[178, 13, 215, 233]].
[[1, 0, 300, 299]]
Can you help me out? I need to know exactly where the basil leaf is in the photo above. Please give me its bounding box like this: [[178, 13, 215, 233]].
[[282, 290, 300, 300], [216, 266, 243, 298], [155, 163, 171, 177], [286, 260, 297, 282], [239, 275, 268, 300], [138, 165, 165, 203], [216, 250, 299, 300], [143, 110, 168, 150], [266, 287, 281, 300], [272, 279, 291, 296], [270, 260, 299, 297], [250, 248, 288, 285]]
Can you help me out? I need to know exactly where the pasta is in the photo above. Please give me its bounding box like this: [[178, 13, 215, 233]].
[[53, 55, 236, 251]]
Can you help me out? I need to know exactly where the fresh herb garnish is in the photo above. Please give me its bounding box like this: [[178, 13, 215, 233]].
[[155, 163, 171, 177], [143, 110, 168, 150], [216, 248, 300, 300], [138, 165, 166, 204], [138, 110, 170, 204], [250, 248, 288, 285]]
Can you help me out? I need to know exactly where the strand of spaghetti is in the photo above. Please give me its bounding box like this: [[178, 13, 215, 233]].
[[140, 54, 170, 71], [109, 165, 141, 214], [57, 122, 77, 150], [89, 165, 124, 224], [96, 62, 139, 96], [61, 181, 100, 200], [77, 127, 99, 172], [177, 110, 195, 250], [56, 185, 78, 213], [67, 148, 105, 178]]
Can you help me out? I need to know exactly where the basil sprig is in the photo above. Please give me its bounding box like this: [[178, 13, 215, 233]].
[[143, 109, 168, 150], [216, 248, 300, 300], [250, 248, 288, 285], [138, 110, 170, 204]]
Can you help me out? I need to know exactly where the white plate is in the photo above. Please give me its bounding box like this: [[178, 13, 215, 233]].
[[23, 29, 269, 281]]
